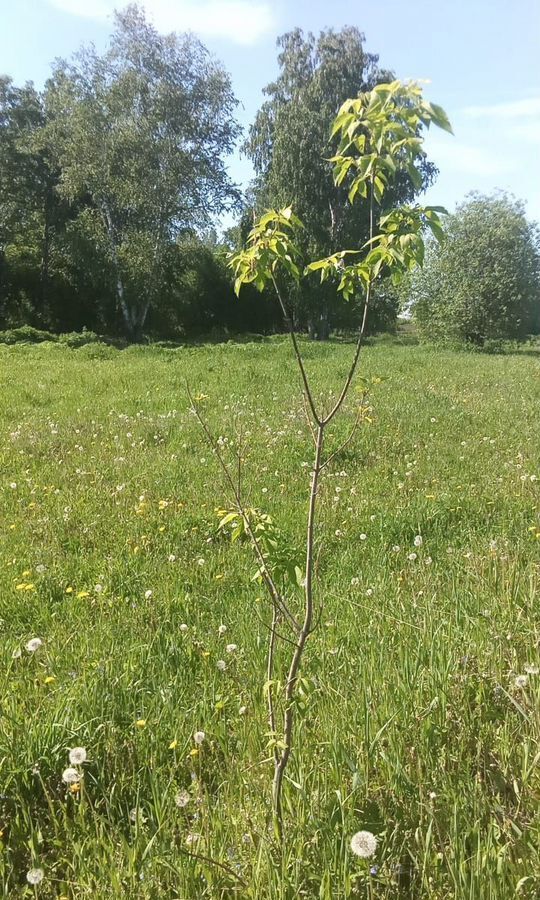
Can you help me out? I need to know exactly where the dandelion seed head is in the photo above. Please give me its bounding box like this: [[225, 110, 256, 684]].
[[217, 659, 226, 671], [26, 868, 44, 885], [62, 766, 81, 785], [193, 730, 205, 745], [175, 789, 190, 808], [226, 643, 237, 653], [218, 624, 227, 635], [68, 747, 87, 765], [350, 830, 377, 858], [515, 674, 528, 688], [26, 637, 42, 653], [180, 623, 188, 633]]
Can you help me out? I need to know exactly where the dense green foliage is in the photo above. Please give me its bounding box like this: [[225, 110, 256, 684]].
[[0, 7, 244, 340], [244, 29, 437, 337], [2, 338, 540, 896], [410, 193, 540, 345]]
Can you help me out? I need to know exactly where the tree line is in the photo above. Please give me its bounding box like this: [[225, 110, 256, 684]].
[[1, 5, 538, 344]]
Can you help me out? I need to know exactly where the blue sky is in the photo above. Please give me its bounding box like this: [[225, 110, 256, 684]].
[[2, 0, 539, 223]]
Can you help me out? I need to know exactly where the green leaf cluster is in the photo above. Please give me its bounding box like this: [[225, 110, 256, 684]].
[[217, 506, 304, 587], [330, 80, 452, 205], [228, 207, 304, 296], [230, 80, 452, 304]]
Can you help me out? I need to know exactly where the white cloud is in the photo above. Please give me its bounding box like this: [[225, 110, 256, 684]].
[[49, 0, 276, 44], [462, 97, 540, 119]]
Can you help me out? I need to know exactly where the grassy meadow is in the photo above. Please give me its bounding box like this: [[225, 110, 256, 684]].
[[1, 335, 540, 898]]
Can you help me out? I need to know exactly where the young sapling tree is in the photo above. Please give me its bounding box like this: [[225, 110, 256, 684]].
[[192, 80, 452, 840]]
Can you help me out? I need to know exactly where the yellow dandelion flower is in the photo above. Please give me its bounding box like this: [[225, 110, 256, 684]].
[[69, 782, 81, 794], [65, 586, 73, 594], [214, 574, 224, 581], [22, 570, 31, 577], [76, 591, 90, 599], [158, 526, 165, 533], [16, 584, 27, 591], [135, 719, 147, 728], [168, 739, 178, 750], [24, 584, 35, 591], [44, 676, 56, 685], [189, 748, 199, 757]]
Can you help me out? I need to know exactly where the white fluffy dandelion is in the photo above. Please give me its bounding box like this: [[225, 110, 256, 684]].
[[193, 730, 205, 745], [350, 830, 378, 858], [218, 624, 227, 635], [525, 664, 539, 675], [62, 766, 81, 784], [216, 659, 226, 671], [225, 643, 237, 654], [68, 747, 87, 765], [515, 674, 528, 688], [175, 789, 190, 808], [414, 534, 423, 547], [180, 623, 188, 633], [26, 868, 44, 885], [26, 637, 43, 653]]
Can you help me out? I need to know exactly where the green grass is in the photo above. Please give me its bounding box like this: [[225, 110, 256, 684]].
[[1, 336, 540, 898]]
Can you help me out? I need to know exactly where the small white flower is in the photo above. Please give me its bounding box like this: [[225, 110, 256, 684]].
[[218, 624, 227, 635], [193, 730, 205, 745], [524, 664, 539, 675], [62, 766, 81, 784], [68, 747, 87, 765], [408, 552, 417, 562], [94, 583, 103, 593], [144, 590, 153, 599], [359, 533, 367, 541], [217, 659, 226, 671], [12, 647, 22, 659], [429, 791, 437, 800], [226, 643, 237, 654], [129, 807, 146, 823], [168, 554, 176, 563], [180, 623, 188, 633], [350, 577, 360, 586], [36, 564, 46, 575], [425, 556, 433, 565], [239, 705, 247, 715], [197, 558, 205, 566], [26, 637, 43, 653], [175, 789, 190, 808], [350, 830, 377, 858], [414, 535, 423, 547], [186, 832, 201, 846], [26, 868, 44, 885], [515, 674, 528, 688], [9, 482, 17, 490], [392, 545, 400, 553], [366, 588, 373, 597]]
